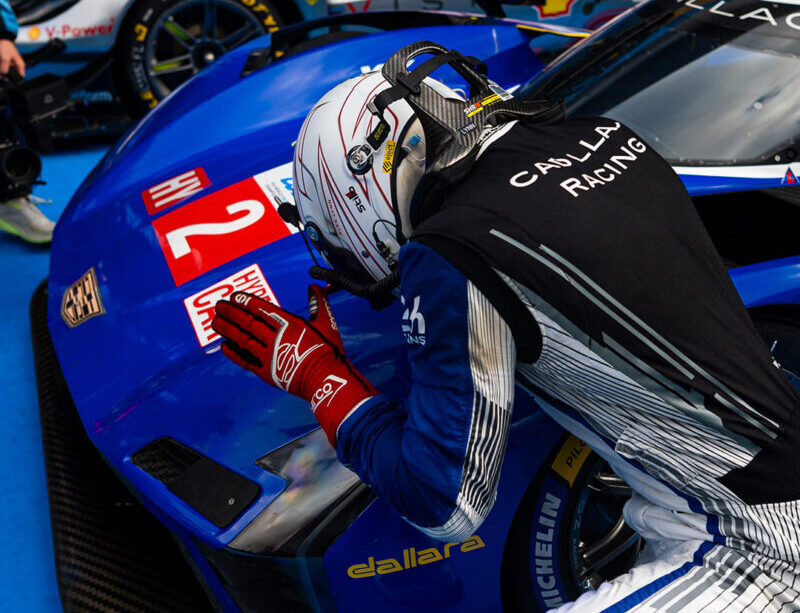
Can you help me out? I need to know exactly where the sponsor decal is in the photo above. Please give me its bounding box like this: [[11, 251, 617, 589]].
[[142, 167, 210, 215], [532, 476, 568, 611], [237, 0, 280, 31], [139, 89, 158, 109], [61, 268, 105, 328], [382, 140, 396, 173], [134, 23, 147, 42], [310, 375, 347, 412], [27, 18, 116, 41], [370, 121, 389, 145], [462, 83, 512, 118], [184, 264, 278, 347], [345, 186, 365, 212], [347, 535, 485, 578], [152, 173, 297, 286], [783, 167, 797, 185], [508, 121, 651, 198], [401, 295, 426, 345], [551, 435, 589, 486], [537, 0, 577, 18], [253, 162, 295, 206], [677, 0, 800, 36], [464, 93, 501, 118]]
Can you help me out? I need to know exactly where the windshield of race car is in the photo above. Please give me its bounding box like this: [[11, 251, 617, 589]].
[[520, 0, 800, 165]]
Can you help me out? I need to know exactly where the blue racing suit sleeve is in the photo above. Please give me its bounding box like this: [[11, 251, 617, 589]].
[[337, 242, 517, 541], [0, 1, 17, 40]]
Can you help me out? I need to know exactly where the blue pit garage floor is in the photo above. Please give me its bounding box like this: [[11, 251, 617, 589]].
[[0, 146, 108, 612]]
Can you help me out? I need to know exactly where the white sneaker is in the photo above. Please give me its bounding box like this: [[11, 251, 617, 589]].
[[0, 194, 55, 244]]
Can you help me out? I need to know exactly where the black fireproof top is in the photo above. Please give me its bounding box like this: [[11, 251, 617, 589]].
[[411, 117, 800, 505]]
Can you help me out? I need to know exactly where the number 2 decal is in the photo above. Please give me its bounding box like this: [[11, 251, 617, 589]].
[[165, 200, 265, 258], [152, 177, 293, 286]]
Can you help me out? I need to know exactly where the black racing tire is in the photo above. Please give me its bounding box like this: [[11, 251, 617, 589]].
[[113, 0, 301, 116], [501, 434, 642, 613]]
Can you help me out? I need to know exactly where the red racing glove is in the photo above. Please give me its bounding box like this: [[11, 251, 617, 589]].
[[212, 285, 377, 447]]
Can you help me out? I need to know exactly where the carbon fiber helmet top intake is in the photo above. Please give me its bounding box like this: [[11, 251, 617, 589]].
[[370, 41, 562, 226]]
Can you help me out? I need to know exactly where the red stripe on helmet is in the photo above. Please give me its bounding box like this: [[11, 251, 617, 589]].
[[318, 143, 389, 277]]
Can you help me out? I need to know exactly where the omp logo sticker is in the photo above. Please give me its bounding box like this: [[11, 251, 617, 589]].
[[783, 168, 797, 185], [551, 435, 589, 486], [152, 172, 296, 286], [61, 268, 105, 328], [184, 264, 278, 347], [142, 167, 210, 215], [401, 295, 426, 345], [347, 535, 485, 578]]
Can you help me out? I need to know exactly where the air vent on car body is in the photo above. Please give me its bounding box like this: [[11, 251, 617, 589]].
[[132, 437, 260, 529]]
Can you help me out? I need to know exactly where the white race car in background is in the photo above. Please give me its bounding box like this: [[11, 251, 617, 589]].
[[15, 0, 306, 114], [13, 0, 631, 115]]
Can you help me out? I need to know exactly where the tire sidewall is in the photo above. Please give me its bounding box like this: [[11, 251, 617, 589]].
[[502, 434, 598, 613]]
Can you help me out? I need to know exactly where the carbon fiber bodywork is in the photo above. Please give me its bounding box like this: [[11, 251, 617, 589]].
[[30, 281, 214, 613]]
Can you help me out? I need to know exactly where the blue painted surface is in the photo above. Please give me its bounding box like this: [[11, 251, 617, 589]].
[[47, 23, 550, 552], [7, 8, 800, 612], [0, 146, 107, 612], [729, 255, 800, 309]]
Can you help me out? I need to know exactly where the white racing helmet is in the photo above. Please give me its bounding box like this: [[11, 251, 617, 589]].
[[292, 71, 447, 290], [290, 41, 561, 306]]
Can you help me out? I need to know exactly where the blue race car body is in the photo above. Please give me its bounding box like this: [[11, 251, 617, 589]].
[[41, 3, 800, 612]]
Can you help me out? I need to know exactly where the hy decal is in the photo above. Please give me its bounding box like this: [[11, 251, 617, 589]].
[[142, 167, 210, 215]]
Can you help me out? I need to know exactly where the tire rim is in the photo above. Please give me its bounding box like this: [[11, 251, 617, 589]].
[[144, 0, 267, 98], [568, 461, 643, 593]]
